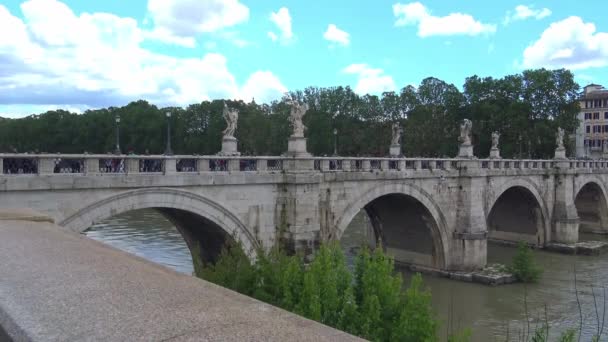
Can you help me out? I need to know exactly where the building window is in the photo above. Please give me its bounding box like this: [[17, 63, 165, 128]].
[[605, 112, 608, 119], [604, 125, 608, 133], [585, 112, 592, 120], [587, 125, 591, 133], [594, 112, 600, 120]]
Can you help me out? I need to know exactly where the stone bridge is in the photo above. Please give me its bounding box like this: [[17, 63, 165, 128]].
[[1, 153, 607, 273]]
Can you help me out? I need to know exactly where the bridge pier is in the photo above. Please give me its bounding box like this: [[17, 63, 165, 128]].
[[276, 172, 322, 258], [451, 162, 488, 271], [553, 173, 580, 244]]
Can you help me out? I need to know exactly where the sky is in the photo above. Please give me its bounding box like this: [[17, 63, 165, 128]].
[[0, 0, 607, 118]]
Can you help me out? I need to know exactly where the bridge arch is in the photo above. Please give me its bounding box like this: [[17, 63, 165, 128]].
[[574, 177, 608, 234], [334, 182, 449, 269], [486, 179, 549, 245], [60, 188, 259, 269]]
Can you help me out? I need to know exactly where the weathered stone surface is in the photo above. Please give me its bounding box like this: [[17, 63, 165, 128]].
[[218, 136, 240, 156], [2, 154, 608, 273], [0, 216, 363, 342]]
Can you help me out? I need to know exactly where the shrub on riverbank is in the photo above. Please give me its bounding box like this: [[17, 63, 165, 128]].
[[201, 242, 441, 341], [510, 241, 542, 283]]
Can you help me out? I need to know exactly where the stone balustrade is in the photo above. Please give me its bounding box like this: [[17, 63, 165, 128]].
[[1, 153, 608, 176]]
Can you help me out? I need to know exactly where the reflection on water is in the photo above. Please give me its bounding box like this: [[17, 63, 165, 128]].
[[85, 209, 194, 275], [85, 208, 608, 341]]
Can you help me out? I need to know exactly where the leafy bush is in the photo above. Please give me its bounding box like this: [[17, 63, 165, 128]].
[[509, 241, 542, 283], [200, 241, 441, 341]]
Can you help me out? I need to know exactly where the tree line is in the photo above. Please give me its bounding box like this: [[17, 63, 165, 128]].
[[0, 68, 580, 159]]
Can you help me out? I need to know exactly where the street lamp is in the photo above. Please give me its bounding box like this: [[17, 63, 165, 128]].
[[333, 128, 338, 156], [114, 114, 121, 154], [164, 111, 173, 155]]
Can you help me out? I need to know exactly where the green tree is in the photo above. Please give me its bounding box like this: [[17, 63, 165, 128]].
[[510, 241, 542, 283]]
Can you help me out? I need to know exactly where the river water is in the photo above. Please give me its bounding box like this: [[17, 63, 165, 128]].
[[85, 209, 608, 341]]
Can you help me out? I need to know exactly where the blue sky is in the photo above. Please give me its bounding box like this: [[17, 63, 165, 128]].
[[0, 0, 607, 117]]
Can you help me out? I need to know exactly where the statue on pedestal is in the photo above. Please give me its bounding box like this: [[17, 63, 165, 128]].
[[491, 131, 500, 149], [222, 102, 238, 138], [459, 119, 472, 145], [284, 99, 311, 159], [489, 131, 501, 159], [554, 127, 566, 160], [457, 119, 474, 158], [287, 99, 308, 137], [555, 127, 565, 150], [391, 122, 402, 146], [218, 102, 240, 156], [389, 122, 403, 157]]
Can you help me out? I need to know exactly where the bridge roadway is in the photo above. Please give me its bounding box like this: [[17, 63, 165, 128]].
[[0, 209, 361, 341], [2, 153, 608, 273]]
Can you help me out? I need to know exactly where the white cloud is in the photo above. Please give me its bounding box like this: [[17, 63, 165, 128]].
[[521, 16, 608, 70], [504, 5, 551, 25], [393, 2, 496, 37], [240, 71, 288, 104], [146, 0, 249, 47], [268, 7, 293, 44], [0, 104, 88, 118], [0, 0, 287, 115], [323, 24, 350, 46], [343, 64, 396, 95]]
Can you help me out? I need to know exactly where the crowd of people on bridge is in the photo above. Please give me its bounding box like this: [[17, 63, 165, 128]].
[[3, 158, 37, 174]]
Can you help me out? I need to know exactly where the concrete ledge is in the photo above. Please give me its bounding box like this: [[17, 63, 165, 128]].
[[0, 208, 54, 223], [546, 241, 608, 256], [396, 263, 516, 286], [0, 214, 361, 342], [453, 231, 488, 240]]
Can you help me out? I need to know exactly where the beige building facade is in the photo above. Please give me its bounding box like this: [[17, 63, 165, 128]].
[[576, 84, 608, 158]]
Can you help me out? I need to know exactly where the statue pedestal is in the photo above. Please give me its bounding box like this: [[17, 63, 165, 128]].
[[489, 148, 501, 159], [218, 136, 240, 156], [285, 136, 311, 158], [458, 144, 474, 158], [554, 147, 566, 160], [389, 144, 401, 157]]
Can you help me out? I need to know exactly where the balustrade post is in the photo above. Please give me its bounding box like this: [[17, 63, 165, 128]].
[[257, 159, 267, 172], [398, 160, 406, 171], [127, 158, 140, 174], [38, 157, 55, 175], [362, 159, 371, 171], [197, 159, 210, 172], [321, 159, 330, 171], [443, 160, 451, 171], [414, 160, 422, 170], [342, 159, 351, 171], [380, 160, 389, 171], [164, 158, 176, 174], [85, 158, 99, 174], [0, 158, 3, 174], [228, 159, 240, 172], [428, 160, 437, 170]]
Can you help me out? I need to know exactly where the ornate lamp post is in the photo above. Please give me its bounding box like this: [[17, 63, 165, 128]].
[[164, 111, 173, 155], [333, 128, 338, 156], [114, 114, 121, 154]]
